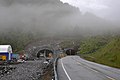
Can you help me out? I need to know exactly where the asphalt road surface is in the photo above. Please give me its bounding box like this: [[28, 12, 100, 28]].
[[57, 56, 120, 80]]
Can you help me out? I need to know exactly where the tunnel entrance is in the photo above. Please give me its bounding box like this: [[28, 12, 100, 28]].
[[65, 48, 76, 55], [37, 49, 53, 58]]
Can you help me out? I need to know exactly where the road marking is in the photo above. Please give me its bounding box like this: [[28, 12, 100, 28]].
[[61, 59, 72, 80], [77, 62, 82, 65], [77, 62, 116, 80], [106, 76, 116, 80], [77, 62, 99, 73]]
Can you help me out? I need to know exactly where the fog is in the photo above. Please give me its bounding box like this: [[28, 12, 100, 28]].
[[60, 0, 120, 23], [0, 0, 119, 36]]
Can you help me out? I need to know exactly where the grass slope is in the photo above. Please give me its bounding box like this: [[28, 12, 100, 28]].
[[90, 37, 120, 68], [79, 36, 108, 54], [80, 36, 120, 68]]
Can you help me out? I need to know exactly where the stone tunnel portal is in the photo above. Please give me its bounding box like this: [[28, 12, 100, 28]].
[[37, 49, 53, 58]]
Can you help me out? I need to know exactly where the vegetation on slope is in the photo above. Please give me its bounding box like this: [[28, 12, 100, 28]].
[[0, 28, 42, 52], [79, 36, 109, 54], [60, 39, 82, 50], [79, 36, 120, 68], [60, 40, 75, 49]]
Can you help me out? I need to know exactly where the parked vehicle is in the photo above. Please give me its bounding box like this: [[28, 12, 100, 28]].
[[0, 45, 13, 61], [17, 59, 25, 63]]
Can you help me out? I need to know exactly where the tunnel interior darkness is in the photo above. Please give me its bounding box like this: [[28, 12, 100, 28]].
[[37, 49, 53, 58], [66, 49, 76, 55]]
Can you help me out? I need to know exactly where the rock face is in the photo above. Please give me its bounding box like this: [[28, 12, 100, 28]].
[[25, 40, 61, 59]]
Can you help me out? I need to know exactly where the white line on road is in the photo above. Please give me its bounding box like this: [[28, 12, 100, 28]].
[[106, 76, 116, 80], [77, 62, 99, 73], [77, 62, 116, 80], [61, 59, 72, 80]]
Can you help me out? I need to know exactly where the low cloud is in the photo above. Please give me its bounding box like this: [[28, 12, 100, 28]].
[[0, 0, 119, 36]]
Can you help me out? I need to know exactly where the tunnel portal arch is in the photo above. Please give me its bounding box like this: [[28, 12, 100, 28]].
[[37, 49, 53, 58], [65, 48, 76, 55]]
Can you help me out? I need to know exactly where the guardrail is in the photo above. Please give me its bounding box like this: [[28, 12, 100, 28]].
[[53, 58, 59, 80]]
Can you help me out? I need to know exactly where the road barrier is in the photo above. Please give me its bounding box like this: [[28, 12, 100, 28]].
[[53, 58, 59, 80]]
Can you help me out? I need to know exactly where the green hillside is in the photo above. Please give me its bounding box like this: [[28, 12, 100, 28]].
[[79, 36, 108, 54], [79, 36, 120, 68]]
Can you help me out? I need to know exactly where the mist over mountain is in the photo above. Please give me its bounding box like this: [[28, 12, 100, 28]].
[[0, 0, 119, 36]]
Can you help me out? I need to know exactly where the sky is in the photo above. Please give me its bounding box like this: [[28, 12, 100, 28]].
[[60, 0, 120, 22]]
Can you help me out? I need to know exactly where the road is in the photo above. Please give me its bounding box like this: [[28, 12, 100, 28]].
[[57, 56, 120, 80]]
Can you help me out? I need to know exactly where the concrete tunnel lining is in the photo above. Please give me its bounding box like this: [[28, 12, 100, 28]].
[[37, 49, 53, 58]]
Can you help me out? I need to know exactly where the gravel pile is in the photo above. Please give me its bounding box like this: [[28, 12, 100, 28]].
[[0, 60, 46, 80], [0, 66, 16, 77]]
